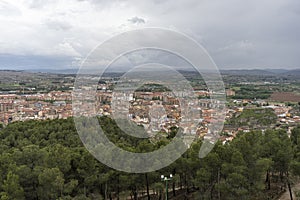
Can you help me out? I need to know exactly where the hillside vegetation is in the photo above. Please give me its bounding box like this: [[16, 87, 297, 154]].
[[0, 118, 299, 199]]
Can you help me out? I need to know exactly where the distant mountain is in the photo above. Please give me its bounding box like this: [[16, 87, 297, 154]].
[[263, 69, 290, 74], [221, 69, 300, 76], [5, 67, 300, 76], [0, 69, 25, 73], [283, 69, 300, 76], [220, 69, 276, 76], [26, 68, 78, 74]]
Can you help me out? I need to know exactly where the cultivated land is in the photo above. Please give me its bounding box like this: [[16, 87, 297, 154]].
[[269, 92, 300, 102]]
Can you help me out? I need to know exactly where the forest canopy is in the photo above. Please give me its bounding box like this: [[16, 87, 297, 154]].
[[0, 118, 299, 199]]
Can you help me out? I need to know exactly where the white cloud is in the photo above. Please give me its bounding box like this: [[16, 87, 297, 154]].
[[0, 0, 299, 69], [0, 1, 21, 16]]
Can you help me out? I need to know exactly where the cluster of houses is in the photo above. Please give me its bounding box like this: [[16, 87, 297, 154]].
[[1, 86, 299, 145], [0, 92, 72, 124], [220, 99, 300, 144]]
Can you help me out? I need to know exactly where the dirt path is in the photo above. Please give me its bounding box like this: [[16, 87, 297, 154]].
[[278, 183, 300, 200]]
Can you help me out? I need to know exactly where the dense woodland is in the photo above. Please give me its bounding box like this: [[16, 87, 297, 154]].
[[231, 86, 273, 100], [0, 117, 300, 200], [227, 108, 277, 128]]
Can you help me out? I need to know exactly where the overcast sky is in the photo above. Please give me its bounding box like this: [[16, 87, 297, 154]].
[[0, 0, 299, 71]]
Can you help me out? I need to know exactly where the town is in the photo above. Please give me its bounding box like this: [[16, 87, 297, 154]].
[[1, 70, 300, 145]]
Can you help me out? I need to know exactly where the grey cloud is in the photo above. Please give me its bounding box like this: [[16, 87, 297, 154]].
[[128, 16, 146, 24], [1, 0, 299, 70], [132, 0, 299, 69], [26, 0, 51, 9], [0, 54, 76, 70], [44, 19, 72, 31]]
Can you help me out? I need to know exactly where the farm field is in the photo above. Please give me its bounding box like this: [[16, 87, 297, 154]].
[[269, 92, 300, 102]]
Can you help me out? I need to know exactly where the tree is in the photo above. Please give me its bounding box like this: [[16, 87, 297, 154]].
[[1, 171, 24, 200], [37, 168, 64, 199]]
